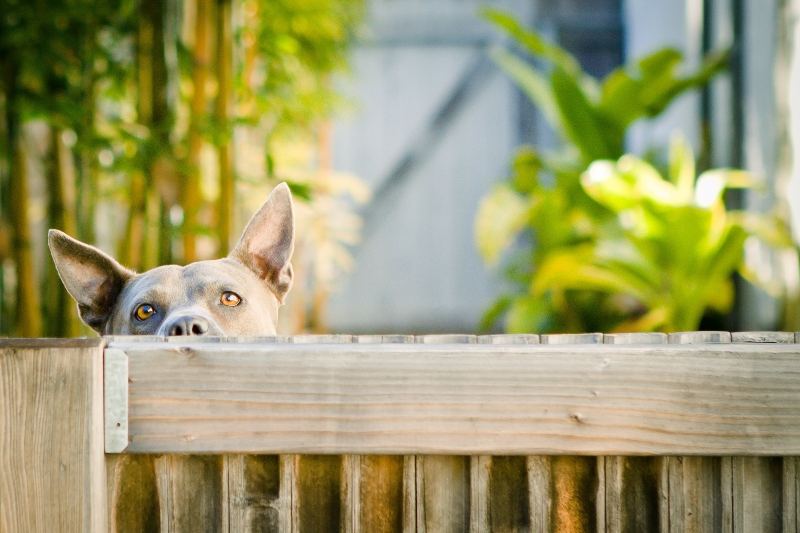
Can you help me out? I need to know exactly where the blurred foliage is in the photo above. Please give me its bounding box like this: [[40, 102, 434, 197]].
[[0, 0, 364, 336], [475, 8, 793, 333]]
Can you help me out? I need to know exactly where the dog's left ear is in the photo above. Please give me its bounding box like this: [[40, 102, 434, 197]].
[[230, 182, 295, 303]]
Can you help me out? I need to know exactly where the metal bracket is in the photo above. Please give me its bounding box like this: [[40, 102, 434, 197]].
[[104, 348, 129, 453]]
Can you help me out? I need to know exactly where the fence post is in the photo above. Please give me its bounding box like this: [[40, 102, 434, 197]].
[[0, 338, 107, 532]]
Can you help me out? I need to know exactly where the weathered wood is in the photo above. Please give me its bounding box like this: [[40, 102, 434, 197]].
[[527, 456, 552, 532], [723, 456, 782, 533], [784, 457, 800, 533], [415, 335, 473, 532], [356, 455, 404, 533], [155, 454, 225, 532], [732, 331, 795, 343], [114, 341, 800, 455], [665, 332, 729, 533], [105, 348, 129, 453], [726, 333, 787, 533], [478, 334, 540, 344], [106, 455, 160, 533], [226, 454, 281, 533], [295, 455, 342, 532], [489, 456, 530, 532], [0, 339, 106, 532], [602, 332, 664, 533], [469, 455, 491, 533], [541, 333, 603, 344]]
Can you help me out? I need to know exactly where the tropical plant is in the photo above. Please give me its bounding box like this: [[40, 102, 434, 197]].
[[475, 8, 734, 333], [534, 139, 794, 332]]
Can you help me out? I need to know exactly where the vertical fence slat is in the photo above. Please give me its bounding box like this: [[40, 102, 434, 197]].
[[106, 455, 160, 533], [539, 333, 603, 533], [528, 456, 552, 533], [469, 455, 491, 533], [785, 457, 800, 533], [665, 332, 729, 533], [354, 335, 410, 533], [156, 454, 225, 533], [1, 339, 107, 532], [726, 332, 792, 533], [481, 334, 538, 533], [291, 334, 354, 533], [416, 335, 475, 533], [226, 454, 281, 533], [602, 333, 665, 533]]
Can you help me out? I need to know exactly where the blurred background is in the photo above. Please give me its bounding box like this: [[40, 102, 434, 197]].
[[1, 0, 799, 337]]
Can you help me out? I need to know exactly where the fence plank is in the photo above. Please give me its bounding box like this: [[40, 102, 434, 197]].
[[114, 340, 800, 455], [666, 332, 727, 533], [725, 333, 789, 533], [416, 335, 475, 533], [226, 454, 281, 533], [356, 335, 408, 533], [602, 333, 664, 533], [106, 455, 160, 533], [0, 339, 106, 532], [542, 334, 602, 533], [155, 455, 225, 532], [785, 457, 800, 533]]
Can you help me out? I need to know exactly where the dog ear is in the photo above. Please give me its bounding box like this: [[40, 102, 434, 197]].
[[48, 229, 133, 333], [229, 182, 295, 303]]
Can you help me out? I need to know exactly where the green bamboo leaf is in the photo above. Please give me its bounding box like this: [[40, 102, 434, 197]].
[[489, 47, 561, 132], [475, 184, 530, 265], [550, 66, 617, 162], [481, 8, 581, 77]]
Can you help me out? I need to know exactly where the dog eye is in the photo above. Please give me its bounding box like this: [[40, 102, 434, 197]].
[[220, 291, 242, 307], [134, 303, 156, 321]]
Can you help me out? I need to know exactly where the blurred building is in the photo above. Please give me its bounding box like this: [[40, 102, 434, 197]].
[[327, 0, 800, 333]]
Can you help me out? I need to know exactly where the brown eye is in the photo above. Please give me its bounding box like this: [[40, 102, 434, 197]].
[[220, 291, 241, 307], [134, 303, 155, 321]]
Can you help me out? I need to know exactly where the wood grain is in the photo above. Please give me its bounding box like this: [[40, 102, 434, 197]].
[[1, 339, 106, 532], [113, 341, 800, 455]]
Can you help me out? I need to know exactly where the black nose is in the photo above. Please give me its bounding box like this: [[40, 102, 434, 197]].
[[166, 316, 210, 336]]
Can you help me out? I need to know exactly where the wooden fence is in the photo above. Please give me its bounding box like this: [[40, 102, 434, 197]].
[[2, 332, 800, 532]]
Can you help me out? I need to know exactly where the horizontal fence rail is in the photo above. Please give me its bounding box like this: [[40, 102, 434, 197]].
[[4, 332, 800, 533], [106, 333, 800, 455]]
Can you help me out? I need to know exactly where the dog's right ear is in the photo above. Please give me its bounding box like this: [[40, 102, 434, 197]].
[[48, 229, 133, 333]]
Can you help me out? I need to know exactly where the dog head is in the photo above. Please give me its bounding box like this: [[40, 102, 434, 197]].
[[48, 183, 294, 336]]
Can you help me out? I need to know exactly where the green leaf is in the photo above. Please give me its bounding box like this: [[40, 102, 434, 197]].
[[506, 295, 550, 333], [489, 47, 561, 131], [598, 68, 644, 129], [478, 295, 512, 332], [475, 184, 530, 265], [550, 66, 617, 162], [481, 8, 581, 77], [532, 245, 653, 302], [694, 169, 756, 208], [668, 134, 695, 199]]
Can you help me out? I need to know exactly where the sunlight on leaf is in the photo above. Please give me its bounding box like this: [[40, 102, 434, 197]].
[[475, 185, 529, 265]]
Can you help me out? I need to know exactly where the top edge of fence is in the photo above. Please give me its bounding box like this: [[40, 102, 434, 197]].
[[0, 337, 105, 348], [78, 331, 800, 348]]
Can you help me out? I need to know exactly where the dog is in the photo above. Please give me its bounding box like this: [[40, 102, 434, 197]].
[[48, 183, 294, 336]]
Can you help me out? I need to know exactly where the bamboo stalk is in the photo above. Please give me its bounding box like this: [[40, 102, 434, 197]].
[[216, 0, 234, 255], [9, 134, 42, 337], [45, 128, 80, 337], [183, 0, 212, 263]]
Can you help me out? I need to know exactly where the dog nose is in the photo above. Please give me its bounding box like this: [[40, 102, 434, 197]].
[[167, 316, 210, 336]]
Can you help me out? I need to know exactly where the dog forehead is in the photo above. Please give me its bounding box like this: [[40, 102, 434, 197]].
[[122, 258, 262, 299]]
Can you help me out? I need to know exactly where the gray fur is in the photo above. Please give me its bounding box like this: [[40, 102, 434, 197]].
[[48, 183, 294, 336]]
